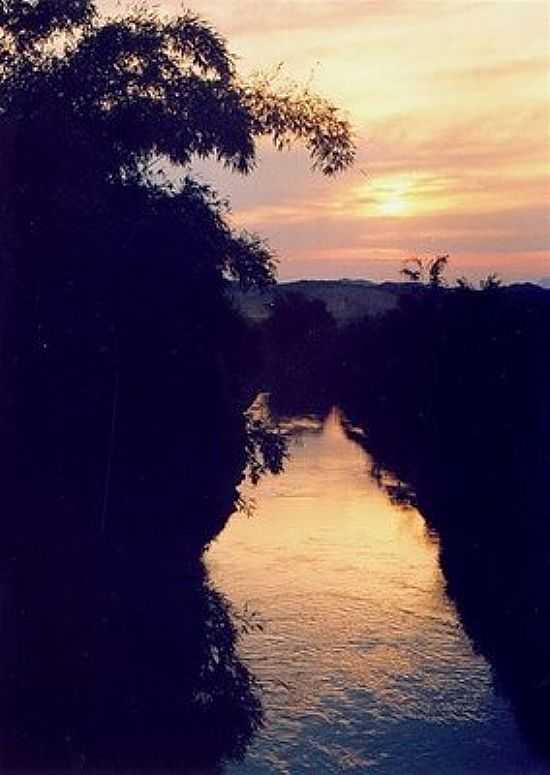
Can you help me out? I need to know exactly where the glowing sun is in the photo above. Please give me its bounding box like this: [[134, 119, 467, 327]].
[[379, 195, 408, 217]]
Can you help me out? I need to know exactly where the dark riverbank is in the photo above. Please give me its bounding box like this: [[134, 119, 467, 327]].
[[259, 281, 550, 755], [210, 407, 548, 775], [2, 276, 549, 768]]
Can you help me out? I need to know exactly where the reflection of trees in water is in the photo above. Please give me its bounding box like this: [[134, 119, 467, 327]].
[[2, 328, 288, 769], [0, 390, 290, 769], [2, 378, 289, 770], [260, 343, 550, 759], [1, 558, 262, 771], [0, 0, 347, 767], [344, 420, 550, 757], [1, 361, 292, 769], [250, 285, 550, 755]]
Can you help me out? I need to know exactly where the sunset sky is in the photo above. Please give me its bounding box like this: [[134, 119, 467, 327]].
[[106, 1, 550, 282]]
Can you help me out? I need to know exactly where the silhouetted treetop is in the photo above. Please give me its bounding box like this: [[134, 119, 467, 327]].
[[1, 1, 354, 290], [243, 71, 356, 175], [480, 272, 502, 292], [0, 1, 354, 178], [3, 0, 347, 551], [401, 255, 449, 287], [0, 0, 95, 46]]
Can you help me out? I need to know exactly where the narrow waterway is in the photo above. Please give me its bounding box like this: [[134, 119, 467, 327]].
[[207, 409, 547, 774]]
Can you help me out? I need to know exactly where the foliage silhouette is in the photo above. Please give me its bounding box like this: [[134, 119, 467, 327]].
[[338, 282, 550, 753], [260, 291, 338, 415], [400, 254, 449, 287], [0, 1, 353, 768], [1, 557, 263, 770], [257, 273, 550, 753], [0, 0, 353, 553], [479, 272, 503, 291]]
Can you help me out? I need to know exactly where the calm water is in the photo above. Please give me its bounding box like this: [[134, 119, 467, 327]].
[[207, 409, 548, 775]]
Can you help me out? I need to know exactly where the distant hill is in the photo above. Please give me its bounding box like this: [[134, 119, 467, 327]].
[[229, 279, 550, 325], [229, 279, 400, 323]]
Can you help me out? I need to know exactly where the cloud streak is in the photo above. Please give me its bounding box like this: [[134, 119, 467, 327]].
[[100, 0, 550, 281]]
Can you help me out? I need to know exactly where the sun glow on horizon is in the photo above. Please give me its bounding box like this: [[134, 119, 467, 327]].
[[105, 0, 550, 281], [378, 190, 410, 218]]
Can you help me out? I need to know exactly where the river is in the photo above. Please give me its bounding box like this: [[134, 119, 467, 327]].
[[207, 409, 548, 774]]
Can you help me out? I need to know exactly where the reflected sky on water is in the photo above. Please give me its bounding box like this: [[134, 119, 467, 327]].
[[208, 409, 548, 775]]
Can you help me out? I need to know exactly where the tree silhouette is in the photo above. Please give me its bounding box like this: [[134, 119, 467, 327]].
[[400, 254, 449, 287], [480, 272, 502, 291], [262, 292, 338, 414], [0, 1, 354, 304], [0, 0, 354, 549], [338, 277, 550, 753], [0, 4, 355, 764]]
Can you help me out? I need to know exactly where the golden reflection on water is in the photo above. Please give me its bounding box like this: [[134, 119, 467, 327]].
[[211, 410, 446, 641], [207, 409, 538, 775]]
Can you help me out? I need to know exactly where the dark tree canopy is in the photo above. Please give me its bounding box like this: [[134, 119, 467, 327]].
[[1, 0, 355, 290], [4, 5, 362, 765], [0, 0, 354, 547], [0, 1, 356, 551]]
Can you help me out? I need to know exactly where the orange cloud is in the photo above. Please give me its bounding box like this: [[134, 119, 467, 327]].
[[100, 0, 550, 282]]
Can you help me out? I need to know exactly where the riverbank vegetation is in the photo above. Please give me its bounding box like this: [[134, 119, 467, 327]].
[[0, 1, 352, 768], [259, 270, 550, 753], [1, 0, 353, 560]]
